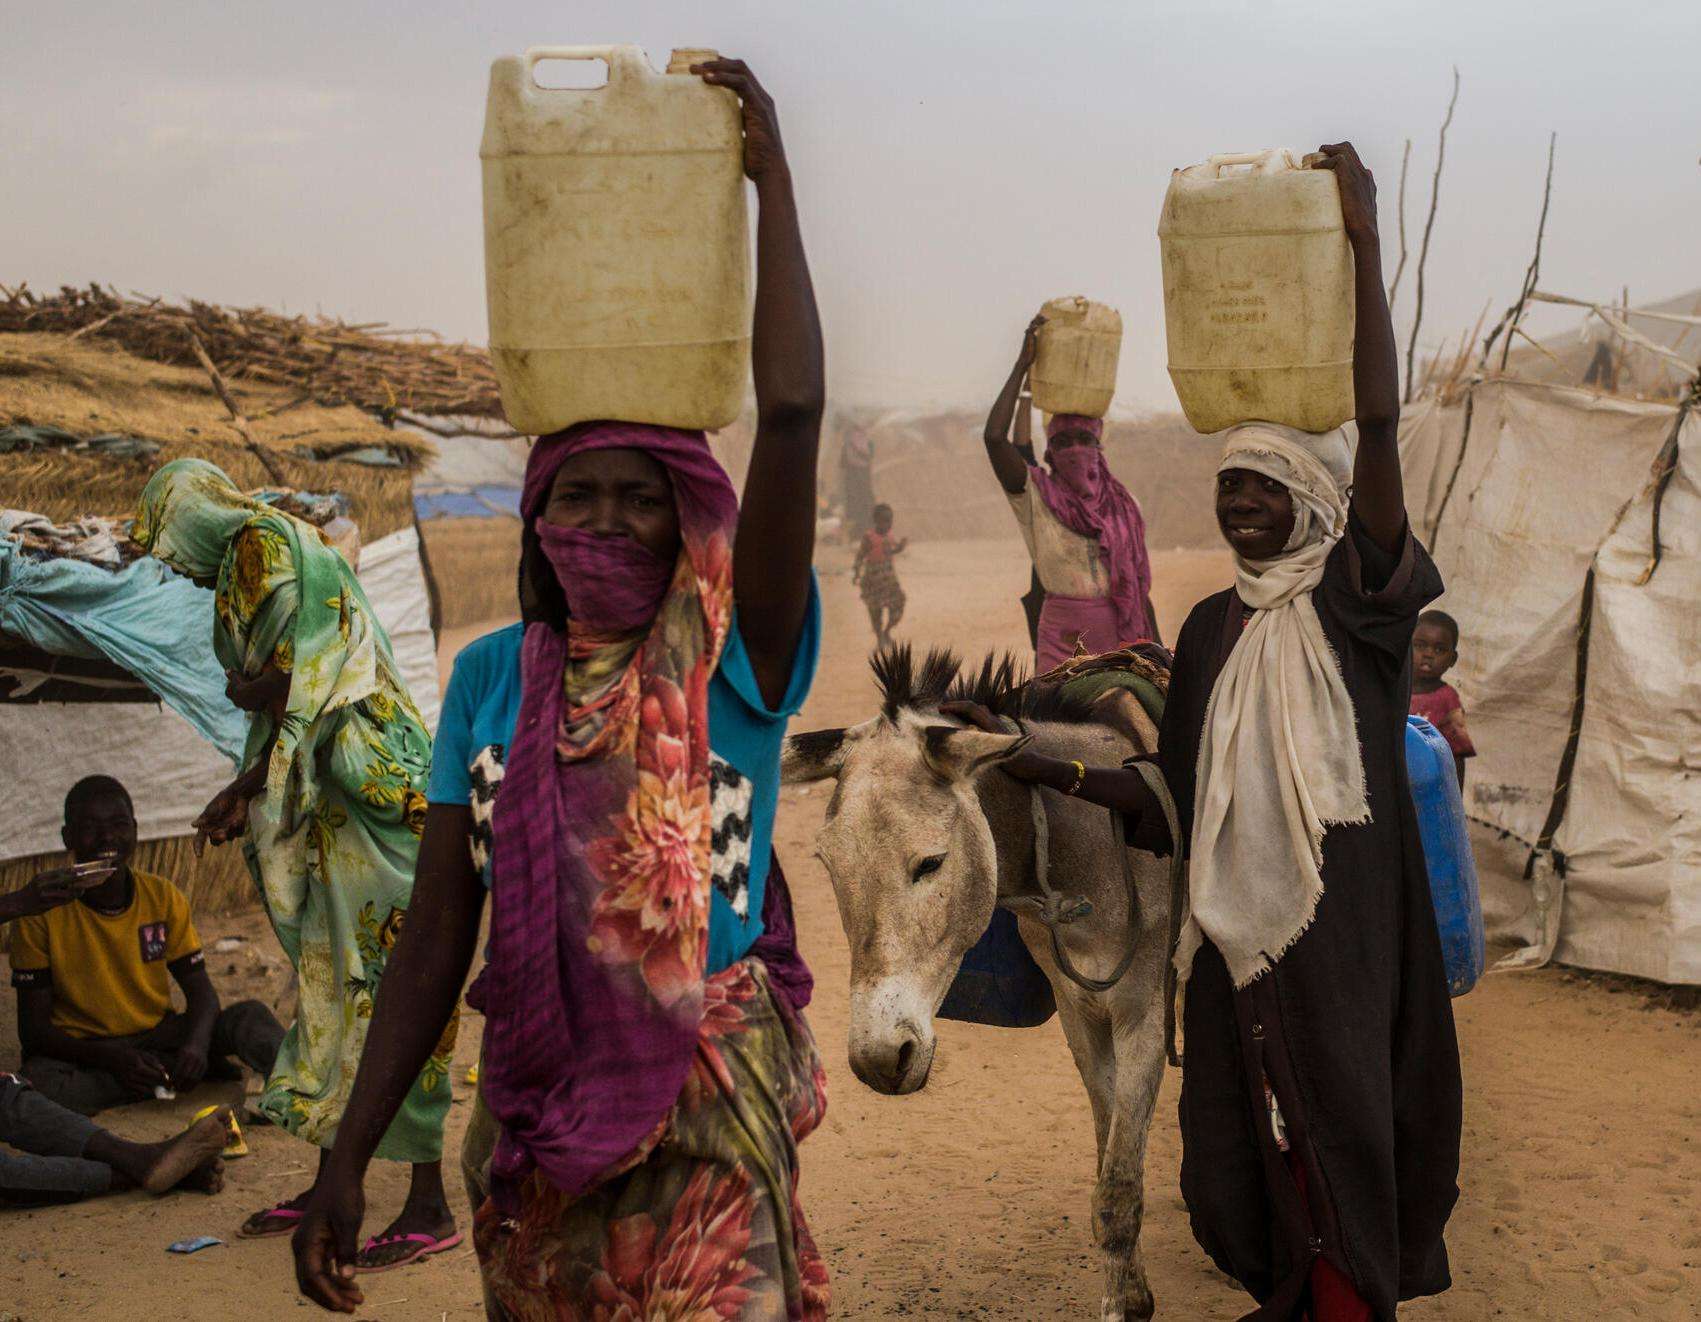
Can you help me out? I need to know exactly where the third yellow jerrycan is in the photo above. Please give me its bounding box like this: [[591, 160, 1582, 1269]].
[[1030, 296, 1122, 420], [1158, 149, 1355, 435], [481, 45, 751, 436]]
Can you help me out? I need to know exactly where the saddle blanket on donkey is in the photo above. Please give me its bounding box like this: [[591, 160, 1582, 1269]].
[[939, 644, 1173, 1029]]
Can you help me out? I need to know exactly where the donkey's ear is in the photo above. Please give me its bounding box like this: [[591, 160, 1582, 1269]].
[[783, 728, 849, 784], [922, 725, 1032, 781]]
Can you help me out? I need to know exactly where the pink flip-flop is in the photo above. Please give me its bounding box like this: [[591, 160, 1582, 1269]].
[[236, 1203, 304, 1239], [354, 1229, 465, 1274]]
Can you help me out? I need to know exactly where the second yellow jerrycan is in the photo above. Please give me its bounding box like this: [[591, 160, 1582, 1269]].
[[481, 45, 751, 436], [1030, 296, 1122, 419], [1158, 149, 1355, 435]]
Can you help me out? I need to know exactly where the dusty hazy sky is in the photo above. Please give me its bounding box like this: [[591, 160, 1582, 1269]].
[[5, 1, 1697, 412]]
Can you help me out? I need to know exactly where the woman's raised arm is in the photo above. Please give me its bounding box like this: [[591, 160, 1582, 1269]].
[[1316, 141, 1405, 553], [983, 317, 1043, 495], [696, 59, 825, 708]]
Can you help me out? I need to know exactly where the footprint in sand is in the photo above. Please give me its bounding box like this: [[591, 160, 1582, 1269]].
[[1634, 1267, 1688, 1295], [1599, 1244, 1650, 1277]]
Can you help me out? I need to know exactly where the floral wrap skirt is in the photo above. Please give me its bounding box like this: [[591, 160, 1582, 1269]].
[[465, 958, 830, 1320]]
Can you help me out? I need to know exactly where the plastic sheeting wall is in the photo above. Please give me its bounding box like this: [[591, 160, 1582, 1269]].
[[358, 526, 440, 733], [1400, 380, 1701, 983], [3, 527, 441, 860]]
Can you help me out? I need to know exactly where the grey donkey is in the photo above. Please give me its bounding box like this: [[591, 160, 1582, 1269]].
[[784, 649, 1173, 1321]]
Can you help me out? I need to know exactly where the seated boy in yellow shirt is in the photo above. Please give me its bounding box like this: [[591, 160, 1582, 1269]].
[[2, 867, 232, 1205], [9, 776, 284, 1116]]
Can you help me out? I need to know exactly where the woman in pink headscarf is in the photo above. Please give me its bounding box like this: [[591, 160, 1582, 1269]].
[[292, 59, 831, 1320], [983, 315, 1159, 670]]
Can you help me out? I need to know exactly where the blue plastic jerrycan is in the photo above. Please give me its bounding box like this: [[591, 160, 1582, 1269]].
[[1406, 715, 1486, 996]]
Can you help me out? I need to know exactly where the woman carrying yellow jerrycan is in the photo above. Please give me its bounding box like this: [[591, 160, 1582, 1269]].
[[292, 56, 832, 1320]]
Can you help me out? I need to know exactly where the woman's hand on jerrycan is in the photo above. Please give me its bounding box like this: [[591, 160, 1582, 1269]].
[[1019, 314, 1046, 370], [692, 58, 789, 182], [1311, 142, 1379, 243]]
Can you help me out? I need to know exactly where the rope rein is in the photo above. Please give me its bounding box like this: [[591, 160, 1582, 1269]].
[[994, 719, 1188, 1066]]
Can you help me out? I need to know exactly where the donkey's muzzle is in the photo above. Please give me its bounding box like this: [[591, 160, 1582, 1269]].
[[850, 1025, 934, 1095]]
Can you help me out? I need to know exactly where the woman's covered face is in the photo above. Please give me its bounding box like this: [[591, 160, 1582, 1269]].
[[543, 448, 682, 562], [1046, 429, 1100, 452], [1215, 467, 1296, 561]]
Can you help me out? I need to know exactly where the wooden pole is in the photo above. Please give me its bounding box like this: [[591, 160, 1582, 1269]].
[[1388, 137, 1413, 308], [188, 332, 287, 484], [1494, 132, 1559, 373], [1403, 68, 1461, 403]]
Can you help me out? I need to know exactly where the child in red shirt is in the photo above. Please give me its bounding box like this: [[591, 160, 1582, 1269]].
[[1411, 609, 1476, 788], [852, 503, 908, 650]]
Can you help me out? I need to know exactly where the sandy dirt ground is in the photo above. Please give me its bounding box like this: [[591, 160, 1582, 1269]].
[[5, 536, 1701, 1320]]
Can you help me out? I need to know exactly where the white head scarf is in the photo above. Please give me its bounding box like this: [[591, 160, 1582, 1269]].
[[1176, 421, 1369, 989]]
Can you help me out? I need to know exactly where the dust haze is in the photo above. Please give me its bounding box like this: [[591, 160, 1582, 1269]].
[[5, 0, 1697, 411]]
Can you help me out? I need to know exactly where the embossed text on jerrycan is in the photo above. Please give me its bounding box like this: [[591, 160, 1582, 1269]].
[[481, 45, 751, 436], [1159, 149, 1355, 435], [1030, 296, 1122, 420]]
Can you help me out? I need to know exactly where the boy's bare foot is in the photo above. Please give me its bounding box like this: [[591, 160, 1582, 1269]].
[[182, 1156, 227, 1195], [140, 1111, 230, 1194], [82, 1111, 230, 1194]]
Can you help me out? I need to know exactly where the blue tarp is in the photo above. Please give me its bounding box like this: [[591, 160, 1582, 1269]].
[[413, 485, 522, 520], [0, 542, 244, 763]]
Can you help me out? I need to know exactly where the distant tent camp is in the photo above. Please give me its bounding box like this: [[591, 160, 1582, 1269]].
[[1400, 291, 1700, 984], [0, 286, 455, 913]]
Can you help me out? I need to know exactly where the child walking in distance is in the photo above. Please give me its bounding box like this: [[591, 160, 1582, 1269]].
[[1410, 609, 1476, 788], [854, 503, 908, 649], [948, 142, 1460, 1320]]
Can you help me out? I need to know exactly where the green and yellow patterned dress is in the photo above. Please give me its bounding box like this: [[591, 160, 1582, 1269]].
[[135, 458, 453, 1162]]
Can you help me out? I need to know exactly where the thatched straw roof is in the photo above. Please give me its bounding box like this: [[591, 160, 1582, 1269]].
[[1, 282, 501, 419], [0, 330, 432, 539]]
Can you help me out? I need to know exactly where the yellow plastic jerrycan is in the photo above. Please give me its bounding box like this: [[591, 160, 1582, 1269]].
[[1030, 296, 1122, 420], [481, 45, 751, 436], [1158, 149, 1355, 435]]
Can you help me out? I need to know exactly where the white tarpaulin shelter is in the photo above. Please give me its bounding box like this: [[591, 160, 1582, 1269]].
[[3, 526, 440, 863], [1400, 377, 1700, 983]]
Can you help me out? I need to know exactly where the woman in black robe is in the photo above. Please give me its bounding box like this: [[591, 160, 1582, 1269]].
[[948, 142, 1460, 1319]]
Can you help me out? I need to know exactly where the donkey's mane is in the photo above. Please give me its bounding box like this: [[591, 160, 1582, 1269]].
[[870, 644, 1100, 726], [871, 645, 961, 719]]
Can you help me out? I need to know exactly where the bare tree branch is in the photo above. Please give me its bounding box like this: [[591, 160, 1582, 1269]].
[[188, 332, 287, 484], [1388, 137, 1413, 308], [1430, 135, 1559, 540], [1403, 68, 1461, 403], [1493, 132, 1559, 372], [394, 411, 523, 440]]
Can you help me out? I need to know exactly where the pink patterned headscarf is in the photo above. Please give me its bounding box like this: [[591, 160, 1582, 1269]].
[[475, 420, 738, 1209], [1046, 413, 1104, 443]]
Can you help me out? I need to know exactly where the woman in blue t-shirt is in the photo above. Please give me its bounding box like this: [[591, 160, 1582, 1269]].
[[293, 59, 832, 1320]]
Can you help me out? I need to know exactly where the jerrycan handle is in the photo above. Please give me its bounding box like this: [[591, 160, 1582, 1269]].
[[522, 44, 646, 90], [1204, 149, 1294, 177]]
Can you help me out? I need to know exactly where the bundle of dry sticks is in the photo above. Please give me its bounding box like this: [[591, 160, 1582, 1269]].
[[0, 282, 503, 421]]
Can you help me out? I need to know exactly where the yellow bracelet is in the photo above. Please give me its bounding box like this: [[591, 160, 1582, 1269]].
[[1064, 760, 1087, 795]]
